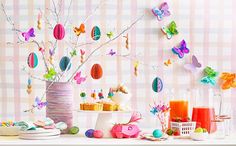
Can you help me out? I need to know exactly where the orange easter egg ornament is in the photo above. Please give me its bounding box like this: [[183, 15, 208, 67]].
[[90, 64, 103, 80]]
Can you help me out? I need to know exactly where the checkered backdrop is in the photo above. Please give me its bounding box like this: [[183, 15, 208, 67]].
[[0, 0, 236, 129]]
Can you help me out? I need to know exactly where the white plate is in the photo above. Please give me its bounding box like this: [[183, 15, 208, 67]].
[[20, 130, 60, 137], [20, 128, 60, 134], [19, 135, 60, 140], [0, 127, 21, 136], [77, 110, 131, 113]]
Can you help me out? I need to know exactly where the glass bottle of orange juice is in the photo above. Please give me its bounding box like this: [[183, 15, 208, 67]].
[[168, 89, 189, 122]]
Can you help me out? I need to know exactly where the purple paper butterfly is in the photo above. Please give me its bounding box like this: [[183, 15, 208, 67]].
[[184, 55, 202, 72], [107, 49, 116, 56], [22, 28, 35, 41], [152, 2, 170, 21], [49, 49, 55, 56], [34, 96, 47, 110], [172, 40, 189, 58]]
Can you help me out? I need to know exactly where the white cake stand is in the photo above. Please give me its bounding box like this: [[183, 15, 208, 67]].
[[77, 110, 131, 138]]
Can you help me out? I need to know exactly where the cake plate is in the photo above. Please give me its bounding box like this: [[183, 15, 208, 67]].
[[77, 110, 131, 138]]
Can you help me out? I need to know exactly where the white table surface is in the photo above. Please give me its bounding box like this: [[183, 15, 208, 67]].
[[1, 134, 236, 146]]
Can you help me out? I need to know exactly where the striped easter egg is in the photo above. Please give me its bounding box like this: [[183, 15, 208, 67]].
[[53, 24, 65, 40], [152, 77, 163, 93], [27, 52, 38, 68], [59, 56, 71, 71], [91, 26, 101, 41], [90, 63, 103, 79]]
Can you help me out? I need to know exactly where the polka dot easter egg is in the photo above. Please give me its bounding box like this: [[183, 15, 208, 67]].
[[59, 56, 71, 71], [91, 26, 101, 41], [53, 24, 65, 40], [152, 77, 163, 93], [27, 52, 38, 68]]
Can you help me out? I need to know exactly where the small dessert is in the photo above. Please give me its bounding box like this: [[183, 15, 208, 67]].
[[80, 103, 103, 111], [110, 84, 131, 110], [190, 127, 209, 141], [102, 102, 119, 111]]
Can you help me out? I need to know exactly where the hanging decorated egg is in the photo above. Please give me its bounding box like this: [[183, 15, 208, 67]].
[[91, 26, 101, 41], [27, 52, 38, 68], [59, 56, 71, 71], [152, 77, 163, 93], [53, 24, 65, 40], [90, 64, 103, 79]]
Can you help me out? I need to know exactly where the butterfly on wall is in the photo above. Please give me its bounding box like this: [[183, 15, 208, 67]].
[[220, 72, 236, 90], [164, 59, 172, 67], [22, 27, 35, 41], [172, 40, 189, 58], [200, 66, 218, 86], [152, 2, 170, 21], [80, 49, 85, 63], [34, 96, 47, 110], [74, 71, 86, 84], [73, 23, 85, 37], [107, 49, 116, 56], [106, 31, 114, 39], [161, 21, 178, 39], [184, 55, 201, 72], [43, 68, 57, 80], [70, 49, 77, 57]]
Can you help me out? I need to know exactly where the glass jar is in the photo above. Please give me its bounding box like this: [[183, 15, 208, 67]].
[[217, 115, 231, 136], [211, 119, 225, 139]]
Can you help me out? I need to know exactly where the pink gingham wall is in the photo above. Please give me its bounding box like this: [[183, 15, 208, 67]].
[[0, 0, 236, 129]]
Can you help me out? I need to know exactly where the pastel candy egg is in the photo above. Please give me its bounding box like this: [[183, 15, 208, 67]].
[[59, 56, 71, 71], [91, 26, 101, 41], [152, 77, 163, 93], [27, 52, 38, 68], [85, 129, 94, 138], [93, 130, 103, 138], [153, 129, 163, 138], [69, 126, 80, 134], [53, 24, 65, 40], [90, 64, 103, 79]]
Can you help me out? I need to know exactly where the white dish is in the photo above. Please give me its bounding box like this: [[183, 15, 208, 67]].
[[19, 135, 60, 140], [19, 128, 60, 134], [0, 126, 21, 136], [190, 132, 209, 141]]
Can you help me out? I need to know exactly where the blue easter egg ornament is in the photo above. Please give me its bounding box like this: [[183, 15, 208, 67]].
[[91, 26, 101, 41], [152, 77, 163, 93], [59, 56, 71, 71]]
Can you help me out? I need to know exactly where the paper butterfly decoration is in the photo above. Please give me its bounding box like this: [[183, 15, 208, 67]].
[[134, 61, 139, 76], [73, 23, 85, 37], [106, 31, 114, 39], [70, 49, 77, 57], [80, 49, 85, 63], [39, 47, 45, 53], [200, 66, 218, 86], [152, 2, 170, 21], [37, 11, 42, 30], [43, 68, 57, 80], [123, 34, 129, 50], [172, 40, 189, 58], [220, 72, 236, 90], [107, 49, 116, 56], [22, 28, 35, 41], [184, 55, 201, 72], [164, 59, 171, 66], [74, 71, 86, 84], [161, 21, 178, 39], [49, 49, 55, 56], [34, 96, 47, 110]]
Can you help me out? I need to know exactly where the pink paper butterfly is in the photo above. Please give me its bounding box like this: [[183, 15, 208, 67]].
[[152, 2, 170, 21], [184, 55, 202, 72], [34, 96, 47, 110], [22, 27, 35, 41], [74, 71, 86, 84], [80, 49, 85, 55]]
